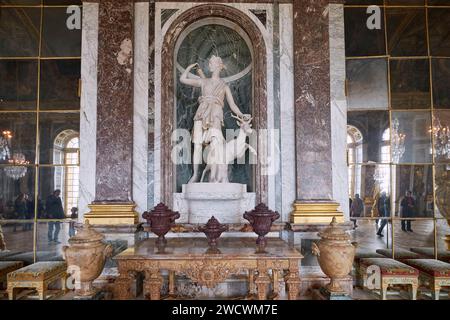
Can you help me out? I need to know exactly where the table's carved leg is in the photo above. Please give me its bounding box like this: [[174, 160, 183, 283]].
[[272, 270, 279, 299], [168, 271, 176, 296], [432, 282, 441, 300], [144, 269, 163, 300], [38, 283, 46, 300], [7, 286, 16, 300], [410, 281, 418, 300], [285, 259, 300, 300], [381, 282, 388, 300], [248, 269, 255, 298], [255, 261, 270, 300], [114, 264, 133, 300], [61, 274, 67, 294]]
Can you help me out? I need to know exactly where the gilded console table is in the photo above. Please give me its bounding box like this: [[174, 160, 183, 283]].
[[113, 238, 302, 300]]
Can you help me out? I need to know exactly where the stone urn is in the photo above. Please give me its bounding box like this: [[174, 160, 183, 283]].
[[199, 216, 228, 248], [142, 203, 180, 246], [62, 220, 113, 296], [312, 217, 357, 293], [243, 203, 280, 251]]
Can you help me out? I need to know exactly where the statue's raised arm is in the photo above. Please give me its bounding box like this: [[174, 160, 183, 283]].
[[180, 63, 202, 87]]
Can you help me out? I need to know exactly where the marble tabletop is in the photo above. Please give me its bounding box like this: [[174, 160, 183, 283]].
[[114, 237, 302, 260]]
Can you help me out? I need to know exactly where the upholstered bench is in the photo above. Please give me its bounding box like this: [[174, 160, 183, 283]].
[[353, 249, 386, 287], [0, 261, 23, 293], [7, 261, 67, 300], [360, 258, 419, 300], [410, 247, 450, 263], [404, 259, 450, 300], [376, 248, 422, 260]]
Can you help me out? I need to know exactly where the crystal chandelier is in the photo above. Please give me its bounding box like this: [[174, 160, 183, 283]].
[[4, 152, 29, 180], [392, 118, 406, 164], [0, 130, 12, 161], [430, 118, 450, 160]]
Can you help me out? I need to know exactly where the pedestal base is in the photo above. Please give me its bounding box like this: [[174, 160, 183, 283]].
[[73, 290, 110, 300], [83, 203, 139, 225], [290, 201, 344, 224], [312, 287, 352, 300], [174, 183, 255, 224]]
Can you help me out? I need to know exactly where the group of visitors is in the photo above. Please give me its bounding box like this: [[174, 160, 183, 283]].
[[349, 190, 417, 236], [0, 190, 78, 245]]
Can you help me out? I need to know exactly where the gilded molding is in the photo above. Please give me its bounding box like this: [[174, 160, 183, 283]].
[[290, 201, 344, 224], [84, 203, 139, 225]]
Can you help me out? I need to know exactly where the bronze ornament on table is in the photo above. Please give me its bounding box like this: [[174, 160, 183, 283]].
[[312, 217, 357, 294], [62, 220, 113, 297], [243, 203, 280, 251], [142, 203, 180, 246]]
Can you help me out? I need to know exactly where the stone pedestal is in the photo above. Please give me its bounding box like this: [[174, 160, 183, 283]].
[[173, 183, 255, 224], [312, 287, 352, 300]]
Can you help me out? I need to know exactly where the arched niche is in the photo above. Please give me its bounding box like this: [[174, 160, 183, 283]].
[[160, 4, 267, 206]]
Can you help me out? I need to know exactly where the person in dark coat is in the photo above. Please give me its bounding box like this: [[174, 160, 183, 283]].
[[350, 194, 364, 229], [400, 190, 415, 232], [13, 193, 27, 232], [46, 190, 65, 243], [376, 191, 391, 237]]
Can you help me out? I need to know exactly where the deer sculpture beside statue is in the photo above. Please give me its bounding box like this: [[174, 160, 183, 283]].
[[200, 114, 257, 183]]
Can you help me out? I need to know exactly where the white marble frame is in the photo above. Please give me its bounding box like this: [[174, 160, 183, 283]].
[[133, 2, 150, 215], [329, 4, 349, 219], [79, 2, 99, 219], [153, 2, 277, 211]]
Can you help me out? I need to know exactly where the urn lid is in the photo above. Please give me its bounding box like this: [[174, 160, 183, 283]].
[[318, 217, 351, 241], [68, 220, 105, 244], [199, 216, 228, 232]]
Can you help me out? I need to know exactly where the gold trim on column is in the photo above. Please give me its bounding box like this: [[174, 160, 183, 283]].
[[290, 201, 344, 224], [84, 203, 139, 225]]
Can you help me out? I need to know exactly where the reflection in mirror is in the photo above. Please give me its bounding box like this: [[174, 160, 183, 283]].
[[39, 167, 78, 217], [347, 111, 390, 163], [36, 221, 68, 262], [391, 111, 432, 164], [436, 218, 450, 262], [39, 112, 80, 164], [435, 164, 450, 222], [393, 165, 433, 219], [0, 221, 34, 263], [432, 59, 450, 109], [346, 59, 389, 110], [393, 222, 434, 261], [432, 111, 450, 163], [348, 164, 391, 219], [390, 59, 430, 110], [0, 112, 37, 163]]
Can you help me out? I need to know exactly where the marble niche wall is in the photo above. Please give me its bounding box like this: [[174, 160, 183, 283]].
[[149, 2, 298, 222]]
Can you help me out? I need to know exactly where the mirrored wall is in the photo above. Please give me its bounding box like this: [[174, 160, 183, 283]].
[[345, 0, 450, 259], [0, 0, 81, 263]]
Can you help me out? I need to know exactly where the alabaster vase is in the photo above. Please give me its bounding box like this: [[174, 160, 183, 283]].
[[63, 220, 113, 296], [312, 217, 357, 293]]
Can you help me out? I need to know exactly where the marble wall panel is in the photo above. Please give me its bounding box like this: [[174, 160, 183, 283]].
[[95, 0, 134, 202], [293, 0, 333, 200], [133, 2, 149, 215], [79, 2, 98, 218]]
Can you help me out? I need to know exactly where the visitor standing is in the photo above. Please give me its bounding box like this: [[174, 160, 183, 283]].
[[400, 190, 415, 232], [350, 194, 364, 229], [376, 191, 391, 237], [46, 190, 65, 244]]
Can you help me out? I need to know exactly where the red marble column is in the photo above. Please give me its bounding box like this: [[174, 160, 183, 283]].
[[293, 0, 342, 201], [95, 0, 134, 202], [291, 0, 346, 224]]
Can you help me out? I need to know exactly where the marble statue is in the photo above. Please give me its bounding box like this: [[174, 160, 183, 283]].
[[180, 55, 252, 183]]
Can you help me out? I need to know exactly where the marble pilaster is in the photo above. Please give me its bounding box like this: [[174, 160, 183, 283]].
[[79, 2, 99, 219], [133, 1, 150, 215], [95, 0, 134, 203], [291, 0, 346, 223]]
